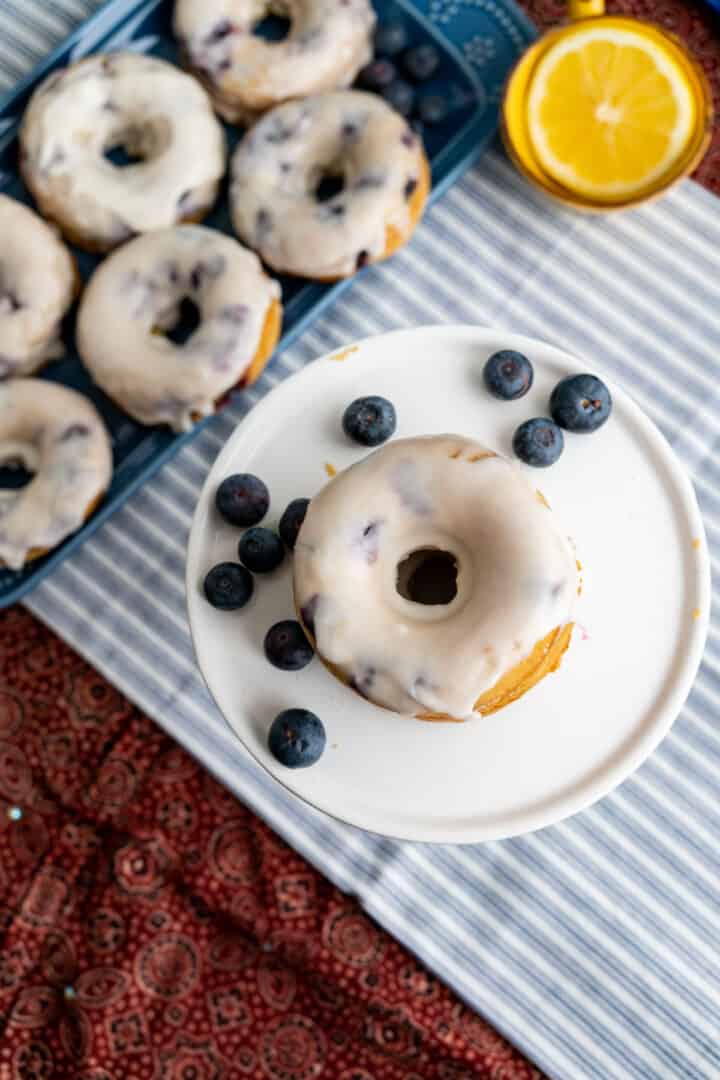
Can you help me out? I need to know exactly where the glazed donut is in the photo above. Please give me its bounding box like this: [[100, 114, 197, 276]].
[[230, 91, 430, 280], [294, 435, 578, 722], [0, 380, 112, 570], [0, 194, 77, 377], [174, 0, 375, 124], [76, 225, 282, 431], [20, 53, 226, 252]]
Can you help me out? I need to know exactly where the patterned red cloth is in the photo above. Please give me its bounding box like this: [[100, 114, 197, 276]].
[[0, 607, 542, 1080]]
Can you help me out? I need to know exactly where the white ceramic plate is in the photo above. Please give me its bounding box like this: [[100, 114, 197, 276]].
[[186, 326, 710, 843]]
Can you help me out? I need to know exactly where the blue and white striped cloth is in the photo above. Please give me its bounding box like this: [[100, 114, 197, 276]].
[[4, 2, 720, 1078]]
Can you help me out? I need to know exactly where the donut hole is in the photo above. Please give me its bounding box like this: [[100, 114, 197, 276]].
[[253, 12, 292, 41], [396, 548, 458, 606], [0, 454, 35, 494], [314, 172, 345, 203], [103, 120, 171, 168], [154, 297, 202, 347]]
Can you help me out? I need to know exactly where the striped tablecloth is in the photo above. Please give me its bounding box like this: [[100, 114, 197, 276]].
[[4, 2, 720, 1078]]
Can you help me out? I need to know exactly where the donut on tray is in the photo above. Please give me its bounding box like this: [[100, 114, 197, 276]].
[[174, 0, 375, 124], [77, 225, 282, 431], [0, 379, 112, 570], [230, 91, 430, 280], [0, 194, 78, 376], [20, 53, 226, 252]]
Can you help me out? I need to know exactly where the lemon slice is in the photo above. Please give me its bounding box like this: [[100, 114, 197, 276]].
[[527, 25, 695, 200]]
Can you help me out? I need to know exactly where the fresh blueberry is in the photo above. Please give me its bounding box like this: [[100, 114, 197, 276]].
[[215, 473, 269, 526], [374, 20, 408, 56], [342, 395, 397, 446], [279, 498, 310, 549], [358, 58, 397, 92], [483, 350, 534, 401], [402, 43, 440, 82], [264, 620, 314, 671], [268, 708, 326, 768], [203, 562, 254, 609], [238, 526, 285, 573], [550, 374, 612, 433], [381, 79, 415, 117], [512, 418, 564, 467], [417, 94, 448, 125]]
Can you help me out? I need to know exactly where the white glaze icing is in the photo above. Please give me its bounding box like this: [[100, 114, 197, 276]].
[[76, 225, 281, 431], [294, 435, 578, 720], [0, 379, 112, 570], [0, 194, 76, 377], [174, 0, 375, 123], [20, 53, 226, 249], [230, 91, 426, 279]]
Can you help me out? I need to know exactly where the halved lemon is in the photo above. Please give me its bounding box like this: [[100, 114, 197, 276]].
[[527, 24, 696, 200]]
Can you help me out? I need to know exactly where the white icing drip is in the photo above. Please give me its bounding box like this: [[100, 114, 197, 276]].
[[294, 435, 578, 720], [230, 91, 425, 279], [20, 53, 225, 247], [76, 225, 281, 431], [0, 195, 76, 376], [0, 379, 112, 570], [174, 0, 375, 121]]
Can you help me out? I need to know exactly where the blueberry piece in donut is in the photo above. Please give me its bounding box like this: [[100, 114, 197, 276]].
[[229, 90, 430, 279]]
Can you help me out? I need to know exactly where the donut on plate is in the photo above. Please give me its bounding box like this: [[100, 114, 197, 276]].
[[20, 53, 226, 252], [294, 435, 578, 722], [174, 0, 375, 124], [230, 91, 430, 280], [0, 379, 112, 570], [0, 194, 78, 376], [76, 225, 282, 431]]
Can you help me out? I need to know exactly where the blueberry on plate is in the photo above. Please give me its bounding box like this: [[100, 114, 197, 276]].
[[381, 79, 415, 117], [264, 619, 314, 670], [402, 43, 440, 82], [342, 395, 397, 446], [238, 526, 285, 573], [374, 20, 408, 56], [268, 708, 326, 768], [513, 418, 564, 467], [279, 498, 310, 550], [358, 58, 397, 92], [215, 473, 269, 527], [417, 94, 448, 125], [550, 373, 612, 433], [203, 562, 254, 609], [483, 349, 534, 401]]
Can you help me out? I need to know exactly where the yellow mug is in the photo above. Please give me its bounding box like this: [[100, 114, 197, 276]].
[[502, 0, 713, 210]]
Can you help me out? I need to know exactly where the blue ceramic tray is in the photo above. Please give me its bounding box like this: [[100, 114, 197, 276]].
[[0, 0, 534, 607]]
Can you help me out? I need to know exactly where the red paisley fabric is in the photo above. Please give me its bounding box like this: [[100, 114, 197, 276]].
[[521, 0, 720, 194], [0, 606, 543, 1080]]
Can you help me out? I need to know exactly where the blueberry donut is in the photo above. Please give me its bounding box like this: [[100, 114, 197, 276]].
[[0, 194, 78, 377], [230, 91, 430, 280], [76, 226, 282, 431], [0, 380, 112, 570], [20, 53, 226, 252], [294, 435, 578, 722], [174, 0, 375, 124]]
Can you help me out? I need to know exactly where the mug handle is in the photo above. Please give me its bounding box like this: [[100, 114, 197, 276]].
[[568, 0, 605, 17]]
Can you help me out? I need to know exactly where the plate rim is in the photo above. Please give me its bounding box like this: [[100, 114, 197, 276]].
[[186, 323, 711, 843]]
